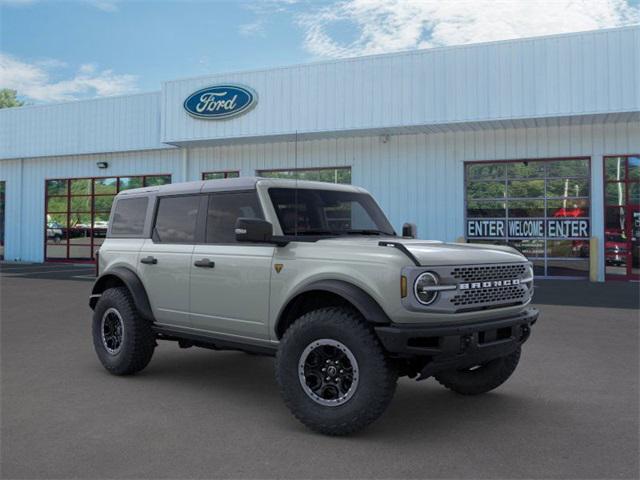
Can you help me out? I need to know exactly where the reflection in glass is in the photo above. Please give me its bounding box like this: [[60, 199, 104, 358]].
[[466, 163, 506, 181], [547, 240, 589, 258], [46, 244, 68, 259], [605, 207, 626, 232], [605, 183, 625, 206], [629, 156, 640, 181], [466, 200, 506, 218], [46, 179, 68, 196], [547, 179, 589, 197], [94, 195, 115, 212], [70, 196, 91, 213], [507, 200, 545, 217], [507, 180, 545, 198], [46, 196, 68, 213], [94, 178, 117, 194], [68, 246, 92, 259], [547, 199, 589, 218], [629, 183, 639, 205], [70, 179, 91, 195], [508, 239, 545, 258], [466, 181, 506, 199], [506, 161, 545, 179], [604, 157, 625, 181], [203, 171, 240, 180], [547, 159, 589, 178], [118, 177, 144, 191], [144, 175, 172, 187]]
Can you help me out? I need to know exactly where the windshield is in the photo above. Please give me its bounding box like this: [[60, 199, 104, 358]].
[[268, 188, 395, 237]]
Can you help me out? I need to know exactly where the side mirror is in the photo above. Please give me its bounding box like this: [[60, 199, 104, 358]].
[[235, 217, 274, 243], [402, 222, 417, 239]]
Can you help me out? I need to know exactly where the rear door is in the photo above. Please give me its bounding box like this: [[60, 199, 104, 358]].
[[138, 194, 200, 327], [190, 190, 274, 339]]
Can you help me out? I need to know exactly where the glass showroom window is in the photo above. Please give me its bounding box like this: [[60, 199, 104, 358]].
[[202, 171, 240, 180], [258, 167, 351, 184], [465, 159, 591, 277], [45, 174, 171, 261]]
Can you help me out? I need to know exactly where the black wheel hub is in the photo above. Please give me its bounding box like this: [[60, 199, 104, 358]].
[[101, 308, 124, 355], [298, 340, 359, 406]]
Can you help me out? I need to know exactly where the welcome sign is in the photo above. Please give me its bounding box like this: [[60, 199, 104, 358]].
[[467, 219, 590, 239], [184, 84, 257, 119]]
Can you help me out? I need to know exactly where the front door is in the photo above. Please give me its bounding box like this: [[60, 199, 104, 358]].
[[189, 191, 274, 340], [138, 194, 200, 327], [604, 156, 639, 280]]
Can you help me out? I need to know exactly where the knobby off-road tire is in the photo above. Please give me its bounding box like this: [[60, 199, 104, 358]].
[[92, 287, 155, 375], [434, 347, 521, 395], [275, 307, 398, 436]]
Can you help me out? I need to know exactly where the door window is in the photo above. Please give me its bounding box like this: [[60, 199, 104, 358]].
[[205, 192, 263, 244], [154, 195, 200, 244]]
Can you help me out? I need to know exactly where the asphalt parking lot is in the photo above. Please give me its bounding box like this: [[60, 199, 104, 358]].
[[1, 263, 638, 479]]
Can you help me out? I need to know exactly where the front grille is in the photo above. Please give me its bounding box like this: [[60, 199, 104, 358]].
[[451, 264, 527, 283], [451, 285, 526, 308]]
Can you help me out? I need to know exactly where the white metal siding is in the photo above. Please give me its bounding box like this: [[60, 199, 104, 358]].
[[0, 92, 168, 160], [162, 27, 639, 145]]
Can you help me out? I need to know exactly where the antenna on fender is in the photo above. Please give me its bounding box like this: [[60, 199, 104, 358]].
[[294, 130, 298, 237]]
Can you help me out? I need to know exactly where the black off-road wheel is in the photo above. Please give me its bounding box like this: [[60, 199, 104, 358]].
[[92, 287, 155, 376], [434, 348, 521, 395], [275, 307, 398, 436]]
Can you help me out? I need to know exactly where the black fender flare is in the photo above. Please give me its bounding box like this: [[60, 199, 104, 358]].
[[276, 279, 391, 337], [90, 266, 154, 321]]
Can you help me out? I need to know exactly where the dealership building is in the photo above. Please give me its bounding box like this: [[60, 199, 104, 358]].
[[0, 26, 638, 281]]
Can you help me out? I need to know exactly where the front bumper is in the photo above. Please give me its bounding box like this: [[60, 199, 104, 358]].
[[375, 307, 538, 379]]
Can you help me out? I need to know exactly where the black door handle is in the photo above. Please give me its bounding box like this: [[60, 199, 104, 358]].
[[194, 258, 215, 268], [140, 256, 157, 265]]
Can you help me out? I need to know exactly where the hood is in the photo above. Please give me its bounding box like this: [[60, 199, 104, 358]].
[[316, 237, 526, 266]]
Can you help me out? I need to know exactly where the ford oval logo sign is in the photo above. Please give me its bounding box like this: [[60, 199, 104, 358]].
[[183, 84, 257, 120]]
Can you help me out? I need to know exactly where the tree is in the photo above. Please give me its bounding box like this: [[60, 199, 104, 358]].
[[0, 89, 24, 109]]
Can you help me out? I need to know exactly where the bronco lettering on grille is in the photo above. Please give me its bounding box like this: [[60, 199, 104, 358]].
[[458, 279, 521, 290]]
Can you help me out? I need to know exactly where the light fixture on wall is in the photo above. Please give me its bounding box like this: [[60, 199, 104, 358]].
[[96, 162, 109, 169], [380, 134, 390, 144]]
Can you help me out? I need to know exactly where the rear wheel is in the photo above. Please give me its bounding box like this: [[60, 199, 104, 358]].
[[275, 307, 397, 436], [434, 348, 521, 395], [92, 287, 155, 375]]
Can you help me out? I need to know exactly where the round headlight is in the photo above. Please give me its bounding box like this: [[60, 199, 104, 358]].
[[414, 272, 440, 305]]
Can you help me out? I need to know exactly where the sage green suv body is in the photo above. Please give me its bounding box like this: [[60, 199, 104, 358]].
[[90, 177, 538, 435]]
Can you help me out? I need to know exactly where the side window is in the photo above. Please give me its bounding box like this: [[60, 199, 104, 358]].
[[154, 195, 200, 243], [206, 192, 263, 244], [110, 197, 148, 236]]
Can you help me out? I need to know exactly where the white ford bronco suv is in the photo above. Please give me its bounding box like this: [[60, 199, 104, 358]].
[[90, 177, 538, 435]]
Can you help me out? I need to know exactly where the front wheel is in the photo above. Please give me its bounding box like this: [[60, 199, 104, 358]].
[[92, 287, 155, 375], [434, 348, 521, 395], [275, 307, 398, 436]]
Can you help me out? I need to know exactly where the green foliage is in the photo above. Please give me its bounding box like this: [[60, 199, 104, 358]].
[[0, 89, 24, 109]]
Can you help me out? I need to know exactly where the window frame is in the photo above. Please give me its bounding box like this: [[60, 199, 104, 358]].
[[44, 174, 171, 262]]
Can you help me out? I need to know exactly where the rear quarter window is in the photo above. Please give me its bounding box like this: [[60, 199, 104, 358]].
[[110, 197, 148, 236]]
